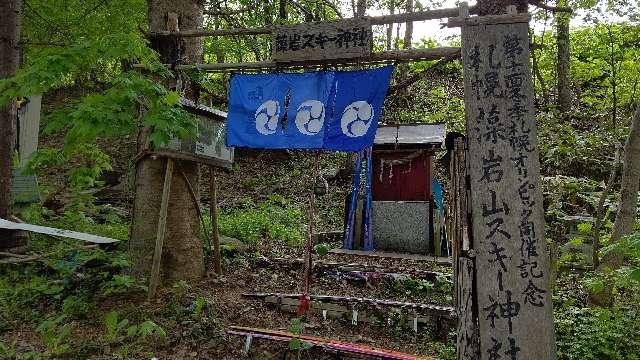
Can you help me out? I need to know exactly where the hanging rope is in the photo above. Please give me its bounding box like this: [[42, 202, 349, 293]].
[[298, 151, 321, 316]]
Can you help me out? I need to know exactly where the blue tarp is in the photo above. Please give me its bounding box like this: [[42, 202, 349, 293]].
[[226, 66, 394, 152]]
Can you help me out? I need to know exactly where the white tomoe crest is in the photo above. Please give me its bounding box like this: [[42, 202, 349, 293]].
[[340, 101, 374, 138], [295, 100, 325, 136], [254, 100, 280, 135]]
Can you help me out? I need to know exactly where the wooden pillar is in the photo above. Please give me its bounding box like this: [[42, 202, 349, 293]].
[[460, 8, 555, 360], [148, 158, 174, 298], [210, 166, 222, 275]]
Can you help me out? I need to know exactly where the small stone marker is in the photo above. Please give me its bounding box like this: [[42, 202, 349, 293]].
[[461, 17, 555, 360], [272, 18, 372, 62]]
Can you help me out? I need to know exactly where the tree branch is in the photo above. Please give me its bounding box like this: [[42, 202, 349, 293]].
[[388, 53, 459, 95], [319, 0, 343, 18], [528, 0, 573, 13]]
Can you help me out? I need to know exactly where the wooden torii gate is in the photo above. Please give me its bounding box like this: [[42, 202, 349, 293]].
[[139, 4, 555, 359]]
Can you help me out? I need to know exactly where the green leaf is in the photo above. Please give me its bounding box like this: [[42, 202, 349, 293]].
[[126, 325, 138, 337], [164, 91, 181, 106]]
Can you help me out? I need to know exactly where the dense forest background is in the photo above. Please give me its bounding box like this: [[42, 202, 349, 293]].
[[0, 0, 639, 359]]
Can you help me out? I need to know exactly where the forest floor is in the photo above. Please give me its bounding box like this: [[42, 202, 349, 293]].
[[0, 129, 457, 359]]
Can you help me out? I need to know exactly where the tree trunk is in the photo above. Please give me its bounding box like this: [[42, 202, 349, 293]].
[[386, 0, 395, 50], [356, 0, 366, 17], [556, 1, 571, 113], [129, 0, 204, 285], [604, 103, 640, 267], [0, 0, 22, 248], [403, 0, 413, 50]]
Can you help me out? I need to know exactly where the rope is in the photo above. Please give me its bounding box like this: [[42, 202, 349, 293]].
[[298, 151, 321, 316]]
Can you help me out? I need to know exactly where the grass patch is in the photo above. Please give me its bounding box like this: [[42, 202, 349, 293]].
[[213, 195, 305, 245]]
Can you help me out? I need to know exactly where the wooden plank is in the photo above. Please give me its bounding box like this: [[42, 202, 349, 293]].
[[148, 158, 174, 299], [243, 293, 455, 316], [138, 149, 232, 170], [133, 47, 461, 72], [434, 211, 442, 257], [456, 257, 479, 359], [329, 248, 452, 264], [447, 13, 531, 28], [461, 18, 555, 359], [17, 95, 41, 166], [0, 217, 118, 244], [148, 6, 475, 38], [272, 18, 372, 62], [369, 6, 468, 25], [209, 167, 222, 275], [227, 326, 433, 360], [251, 295, 454, 335]]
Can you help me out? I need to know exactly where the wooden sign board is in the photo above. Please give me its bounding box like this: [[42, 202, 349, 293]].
[[461, 20, 555, 359], [159, 99, 234, 170], [272, 18, 372, 62]]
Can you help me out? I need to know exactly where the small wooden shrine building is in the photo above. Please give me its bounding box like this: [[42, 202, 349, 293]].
[[348, 123, 446, 255]]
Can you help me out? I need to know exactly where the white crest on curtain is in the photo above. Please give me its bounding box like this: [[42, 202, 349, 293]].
[[254, 100, 280, 135], [340, 101, 374, 137], [295, 100, 325, 136]]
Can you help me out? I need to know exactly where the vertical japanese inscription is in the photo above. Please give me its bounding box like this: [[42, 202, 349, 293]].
[[272, 19, 372, 62], [462, 21, 555, 360]]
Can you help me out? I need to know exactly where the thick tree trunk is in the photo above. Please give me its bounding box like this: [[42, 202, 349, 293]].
[[129, 0, 204, 284], [0, 0, 22, 247], [606, 103, 640, 263], [592, 104, 640, 307], [556, 1, 571, 113]]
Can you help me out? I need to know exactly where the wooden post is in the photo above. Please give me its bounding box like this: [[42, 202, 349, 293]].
[[148, 158, 174, 299], [456, 257, 479, 359], [210, 166, 222, 275], [461, 10, 555, 360], [434, 211, 442, 257]]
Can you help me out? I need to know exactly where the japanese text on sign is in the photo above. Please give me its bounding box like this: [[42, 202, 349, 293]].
[[462, 21, 555, 360], [272, 18, 372, 62]]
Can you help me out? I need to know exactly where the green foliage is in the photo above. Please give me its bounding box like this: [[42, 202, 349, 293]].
[[313, 243, 331, 257], [128, 320, 167, 340], [0, 32, 197, 197], [0, 206, 132, 326], [104, 311, 130, 344], [434, 273, 454, 293], [192, 296, 207, 320], [0, 33, 163, 102], [394, 278, 435, 296], [533, 22, 640, 117], [585, 232, 640, 293], [102, 275, 147, 296], [104, 311, 166, 345], [555, 305, 640, 360], [61, 295, 94, 319], [217, 197, 304, 245], [36, 315, 72, 357], [287, 318, 312, 358]]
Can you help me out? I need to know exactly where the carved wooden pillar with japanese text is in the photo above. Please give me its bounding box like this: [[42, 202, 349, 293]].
[[461, 18, 555, 360]]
